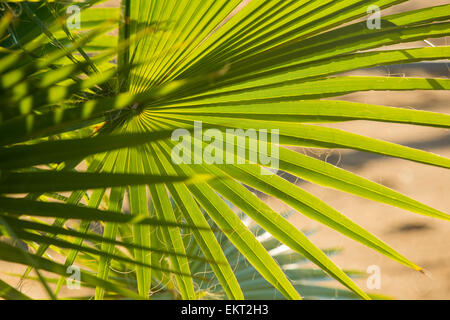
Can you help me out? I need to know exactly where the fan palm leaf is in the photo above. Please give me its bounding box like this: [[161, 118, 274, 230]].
[[0, 0, 449, 300]]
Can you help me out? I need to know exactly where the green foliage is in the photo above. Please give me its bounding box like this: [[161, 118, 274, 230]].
[[0, 0, 448, 300]]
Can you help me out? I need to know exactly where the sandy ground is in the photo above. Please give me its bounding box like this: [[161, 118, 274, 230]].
[[0, 0, 448, 300]]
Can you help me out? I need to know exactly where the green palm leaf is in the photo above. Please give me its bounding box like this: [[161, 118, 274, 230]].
[[0, 0, 448, 300]]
